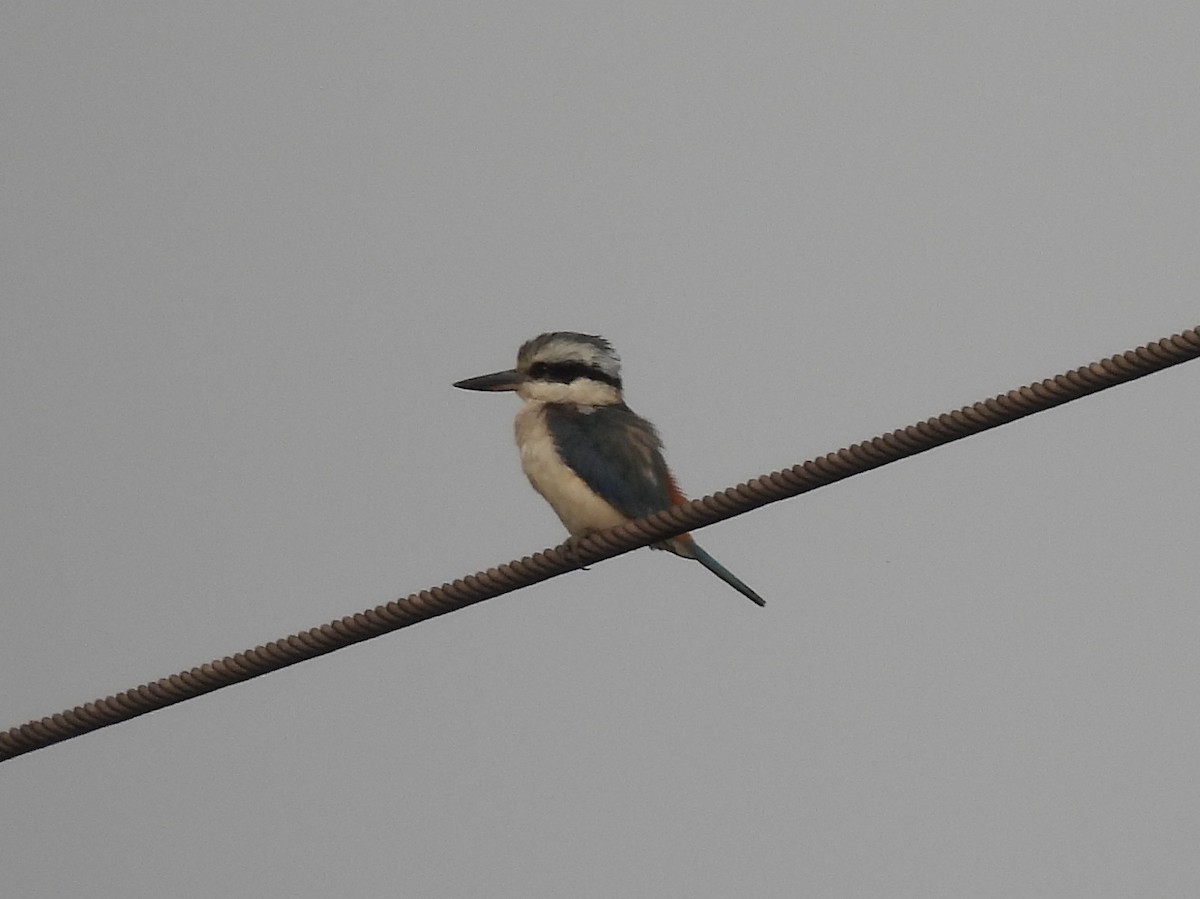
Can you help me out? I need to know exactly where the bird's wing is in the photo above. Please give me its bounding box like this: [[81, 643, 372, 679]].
[[542, 403, 676, 520]]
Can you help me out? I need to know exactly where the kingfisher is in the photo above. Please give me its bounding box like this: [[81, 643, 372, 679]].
[[453, 331, 765, 607]]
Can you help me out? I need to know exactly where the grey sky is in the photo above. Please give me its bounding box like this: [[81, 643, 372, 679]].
[[3, 4, 1198, 897]]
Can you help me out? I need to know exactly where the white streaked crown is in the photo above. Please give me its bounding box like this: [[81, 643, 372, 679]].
[[517, 332, 622, 383]]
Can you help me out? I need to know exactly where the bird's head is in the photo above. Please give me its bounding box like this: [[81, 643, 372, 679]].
[[453, 331, 623, 405]]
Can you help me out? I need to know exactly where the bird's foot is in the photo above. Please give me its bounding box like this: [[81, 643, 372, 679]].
[[558, 535, 591, 570]]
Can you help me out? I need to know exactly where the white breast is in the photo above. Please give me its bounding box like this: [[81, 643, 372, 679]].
[[513, 402, 628, 537]]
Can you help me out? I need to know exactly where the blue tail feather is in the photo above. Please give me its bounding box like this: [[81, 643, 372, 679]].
[[689, 544, 766, 607]]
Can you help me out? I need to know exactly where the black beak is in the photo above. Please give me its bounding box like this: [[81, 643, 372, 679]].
[[452, 368, 526, 392]]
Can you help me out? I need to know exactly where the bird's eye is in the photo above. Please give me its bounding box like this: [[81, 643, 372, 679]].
[[528, 362, 547, 378]]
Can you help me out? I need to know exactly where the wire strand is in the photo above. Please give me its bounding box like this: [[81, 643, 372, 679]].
[[2, 326, 1197, 762]]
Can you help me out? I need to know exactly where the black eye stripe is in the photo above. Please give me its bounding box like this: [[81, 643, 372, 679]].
[[529, 361, 621, 389]]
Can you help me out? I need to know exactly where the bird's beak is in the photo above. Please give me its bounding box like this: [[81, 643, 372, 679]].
[[453, 368, 526, 392]]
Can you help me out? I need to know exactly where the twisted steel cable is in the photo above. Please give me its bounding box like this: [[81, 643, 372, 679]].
[[2, 326, 1197, 763]]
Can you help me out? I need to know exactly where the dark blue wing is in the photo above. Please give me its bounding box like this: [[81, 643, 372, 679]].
[[543, 403, 675, 520]]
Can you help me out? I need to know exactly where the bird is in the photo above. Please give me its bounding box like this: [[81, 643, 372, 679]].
[[453, 331, 765, 607]]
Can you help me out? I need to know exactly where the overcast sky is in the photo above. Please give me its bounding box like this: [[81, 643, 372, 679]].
[[3, 4, 1198, 897]]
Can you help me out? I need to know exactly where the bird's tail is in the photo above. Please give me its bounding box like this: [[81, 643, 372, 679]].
[[681, 540, 766, 607]]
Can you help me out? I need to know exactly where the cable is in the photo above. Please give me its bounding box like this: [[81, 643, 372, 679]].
[[2, 326, 1197, 763]]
